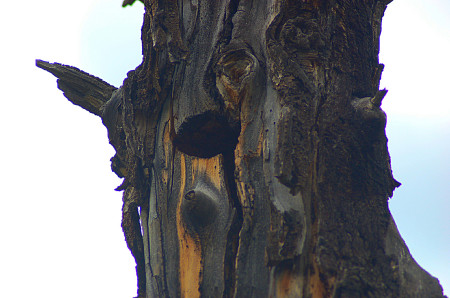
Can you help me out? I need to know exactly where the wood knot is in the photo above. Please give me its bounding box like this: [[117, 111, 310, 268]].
[[280, 18, 325, 52], [215, 48, 259, 112], [181, 188, 219, 234]]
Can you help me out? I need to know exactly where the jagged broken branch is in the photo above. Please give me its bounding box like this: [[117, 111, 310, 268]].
[[36, 59, 116, 116]]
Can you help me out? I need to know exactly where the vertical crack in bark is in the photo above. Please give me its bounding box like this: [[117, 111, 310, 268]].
[[222, 150, 243, 298], [139, 201, 151, 296], [221, 0, 240, 47], [167, 138, 177, 297], [159, 171, 171, 298], [220, 1, 242, 296], [156, 115, 175, 298]]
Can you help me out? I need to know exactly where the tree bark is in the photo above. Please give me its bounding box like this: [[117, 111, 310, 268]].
[[37, 0, 446, 297]]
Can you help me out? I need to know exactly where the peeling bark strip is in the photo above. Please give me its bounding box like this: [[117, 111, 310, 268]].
[[37, 0, 446, 297]]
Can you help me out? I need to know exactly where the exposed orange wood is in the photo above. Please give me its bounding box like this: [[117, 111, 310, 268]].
[[176, 154, 225, 297], [234, 127, 264, 210], [162, 121, 171, 184], [276, 269, 293, 297], [177, 154, 202, 298], [308, 260, 336, 298], [191, 156, 222, 189], [308, 217, 335, 297], [272, 267, 303, 298], [309, 258, 326, 298]]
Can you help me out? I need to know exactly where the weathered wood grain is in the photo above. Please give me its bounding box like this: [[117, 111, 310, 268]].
[[36, 60, 116, 116]]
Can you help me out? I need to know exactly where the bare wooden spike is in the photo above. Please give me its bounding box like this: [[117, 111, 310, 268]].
[[36, 59, 117, 116], [122, 0, 143, 7], [371, 89, 388, 108]]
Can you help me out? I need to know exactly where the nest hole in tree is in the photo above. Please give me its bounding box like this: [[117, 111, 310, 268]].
[[173, 112, 240, 158]]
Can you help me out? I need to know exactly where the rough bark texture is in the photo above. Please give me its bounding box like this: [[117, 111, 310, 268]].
[[38, 0, 446, 297]]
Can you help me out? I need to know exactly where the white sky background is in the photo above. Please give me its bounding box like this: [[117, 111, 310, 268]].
[[0, 0, 448, 297]]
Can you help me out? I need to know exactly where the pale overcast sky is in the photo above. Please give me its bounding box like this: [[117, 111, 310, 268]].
[[0, 0, 448, 297]]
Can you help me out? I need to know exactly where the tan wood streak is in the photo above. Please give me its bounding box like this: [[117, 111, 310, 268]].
[[234, 127, 264, 211], [309, 259, 326, 298], [162, 122, 171, 184], [310, 260, 336, 298], [277, 269, 292, 297], [177, 154, 202, 298], [191, 156, 222, 190], [176, 155, 224, 297], [276, 269, 294, 297]]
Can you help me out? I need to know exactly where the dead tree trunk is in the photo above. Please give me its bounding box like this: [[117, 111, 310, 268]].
[[37, 0, 446, 297]]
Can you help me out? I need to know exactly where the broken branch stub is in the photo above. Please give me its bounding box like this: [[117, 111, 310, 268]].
[[36, 59, 149, 297], [35, 60, 116, 116]]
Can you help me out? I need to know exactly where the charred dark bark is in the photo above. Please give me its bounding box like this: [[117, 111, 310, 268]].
[[37, 0, 446, 297]]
